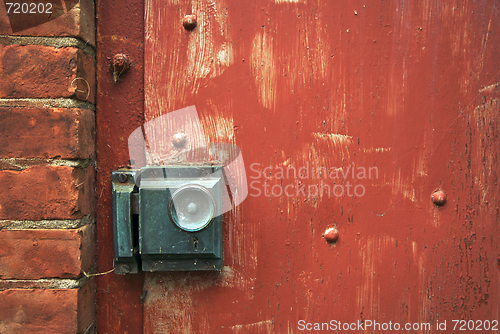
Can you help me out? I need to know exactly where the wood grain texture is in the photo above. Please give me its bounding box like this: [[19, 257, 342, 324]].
[[142, 0, 500, 333]]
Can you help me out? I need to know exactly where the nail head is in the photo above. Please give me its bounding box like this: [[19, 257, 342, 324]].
[[183, 14, 197, 30], [118, 173, 128, 183], [432, 190, 447, 206], [172, 132, 187, 148]]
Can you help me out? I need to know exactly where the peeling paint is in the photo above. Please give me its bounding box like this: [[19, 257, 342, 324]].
[[251, 31, 276, 110], [135, 0, 500, 332]]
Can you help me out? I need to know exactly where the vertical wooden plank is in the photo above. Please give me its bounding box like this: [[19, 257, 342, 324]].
[[142, 0, 500, 333]]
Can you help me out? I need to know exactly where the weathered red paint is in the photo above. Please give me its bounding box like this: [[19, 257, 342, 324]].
[[98, 0, 500, 333], [96, 0, 145, 333]]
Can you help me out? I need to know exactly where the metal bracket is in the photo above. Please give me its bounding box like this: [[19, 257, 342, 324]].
[[112, 170, 140, 274], [112, 166, 224, 274]]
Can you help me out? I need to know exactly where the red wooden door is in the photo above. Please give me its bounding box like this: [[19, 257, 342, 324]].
[[97, 0, 500, 333]]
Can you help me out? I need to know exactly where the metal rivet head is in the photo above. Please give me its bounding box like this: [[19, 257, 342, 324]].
[[172, 132, 187, 148], [117, 173, 128, 183], [323, 227, 339, 243], [183, 14, 197, 30], [432, 190, 447, 206]]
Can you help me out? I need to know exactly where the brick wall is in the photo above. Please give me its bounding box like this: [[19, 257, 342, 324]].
[[0, 2, 96, 333]]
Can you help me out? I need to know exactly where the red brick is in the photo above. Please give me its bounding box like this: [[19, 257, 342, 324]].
[[0, 107, 95, 159], [0, 165, 95, 220], [0, 225, 95, 279], [0, 44, 95, 102], [0, 1, 95, 46], [77, 278, 96, 333], [0, 279, 95, 334]]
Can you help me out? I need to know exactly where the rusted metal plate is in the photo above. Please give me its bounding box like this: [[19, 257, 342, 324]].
[[96, 0, 145, 332], [142, 0, 500, 332]]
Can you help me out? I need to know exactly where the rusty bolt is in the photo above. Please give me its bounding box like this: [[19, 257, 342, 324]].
[[112, 54, 130, 73], [121, 264, 131, 274], [118, 173, 128, 183], [112, 54, 130, 83], [183, 14, 197, 30], [432, 190, 447, 206], [323, 227, 339, 243], [172, 132, 187, 148]]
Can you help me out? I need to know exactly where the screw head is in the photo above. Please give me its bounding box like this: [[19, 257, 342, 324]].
[[121, 264, 131, 274], [432, 190, 447, 206], [172, 132, 187, 148], [323, 227, 339, 243], [183, 14, 197, 30], [117, 173, 128, 183]]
